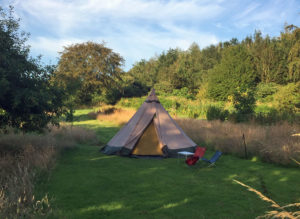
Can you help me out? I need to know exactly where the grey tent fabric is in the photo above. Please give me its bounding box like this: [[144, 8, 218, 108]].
[[101, 89, 197, 157]]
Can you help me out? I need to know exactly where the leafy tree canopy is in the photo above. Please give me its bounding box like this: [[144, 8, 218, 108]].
[[128, 25, 300, 102], [0, 6, 65, 132], [207, 45, 258, 101], [54, 42, 124, 105]]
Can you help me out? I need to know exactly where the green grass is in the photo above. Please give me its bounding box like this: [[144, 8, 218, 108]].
[[37, 109, 300, 218]]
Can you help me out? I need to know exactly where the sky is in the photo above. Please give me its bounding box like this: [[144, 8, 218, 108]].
[[2, 0, 300, 70]]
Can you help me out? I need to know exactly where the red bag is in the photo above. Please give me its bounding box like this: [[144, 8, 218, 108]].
[[185, 156, 199, 166]]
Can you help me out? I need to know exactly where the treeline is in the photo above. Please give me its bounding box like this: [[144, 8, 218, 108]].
[[128, 26, 300, 99], [124, 25, 300, 121]]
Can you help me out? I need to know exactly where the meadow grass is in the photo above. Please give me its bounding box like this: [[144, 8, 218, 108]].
[[35, 108, 300, 218], [176, 119, 300, 166], [0, 124, 97, 218]]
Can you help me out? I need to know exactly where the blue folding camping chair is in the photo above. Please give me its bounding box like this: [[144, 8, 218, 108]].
[[201, 151, 222, 167]]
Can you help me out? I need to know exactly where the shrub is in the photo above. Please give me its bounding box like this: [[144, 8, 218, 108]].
[[172, 87, 195, 100], [122, 82, 149, 98], [232, 89, 256, 122], [273, 82, 300, 113], [153, 81, 173, 94], [207, 106, 222, 121], [206, 106, 228, 121], [117, 97, 145, 109], [102, 88, 122, 105], [255, 109, 279, 125], [255, 82, 278, 102]]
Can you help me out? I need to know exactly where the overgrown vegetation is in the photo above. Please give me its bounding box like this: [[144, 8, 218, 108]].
[[0, 125, 98, 218], [116, 94, 299, 124], [176, 119, 300, 166]]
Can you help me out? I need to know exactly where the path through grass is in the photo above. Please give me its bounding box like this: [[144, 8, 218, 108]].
[[37, 109, 300, 218]]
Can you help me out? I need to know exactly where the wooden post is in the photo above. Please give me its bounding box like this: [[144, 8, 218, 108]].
[[242, 133, 248, 159]]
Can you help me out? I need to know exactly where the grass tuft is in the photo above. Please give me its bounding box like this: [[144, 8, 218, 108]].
[[0, 125, 97, 218], [233, 179, 300, 218]]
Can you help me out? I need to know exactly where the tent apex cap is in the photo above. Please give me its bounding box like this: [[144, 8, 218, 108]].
[[146, 88, 159, 102]]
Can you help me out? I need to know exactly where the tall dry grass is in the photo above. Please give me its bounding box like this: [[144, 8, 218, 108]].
[[0, 125, 97, 218], [94, 106, 136, 126], [176, 119, 300, 165], [234, 179, 300, 218]]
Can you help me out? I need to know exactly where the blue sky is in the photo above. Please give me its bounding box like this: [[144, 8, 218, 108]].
[[2, 0, 300, 70]]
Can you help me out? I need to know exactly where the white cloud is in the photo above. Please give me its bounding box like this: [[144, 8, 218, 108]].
[[232, 0, 300, 32], [7, 0, 300, 69], [11, 0, 223, 69], [234, 3, 260, 20], [14, 0, 224, 35], [28, 37, 84, 54]]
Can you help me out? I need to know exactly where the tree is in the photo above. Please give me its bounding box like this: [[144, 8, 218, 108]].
[[232, 88, 256, 122], [54, 42, 124, 105], [273, 82, 300, 113], [207, 45, 258, 101], [0, 6, 65, 132], [128, 58, 158, 89], [170, 44, 202, 94], [288, 27, 300, 82]]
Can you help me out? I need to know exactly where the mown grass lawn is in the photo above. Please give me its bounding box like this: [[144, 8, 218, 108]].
[[37, 109, 300, 218]]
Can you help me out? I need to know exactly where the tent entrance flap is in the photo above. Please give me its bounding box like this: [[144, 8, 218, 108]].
[[131, 120, 163, 156]]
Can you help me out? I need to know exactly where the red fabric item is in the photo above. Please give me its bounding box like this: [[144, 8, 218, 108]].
[[194, 147, 206, 158], [185, 146, 206, 166], [185, 156, 199, 165]]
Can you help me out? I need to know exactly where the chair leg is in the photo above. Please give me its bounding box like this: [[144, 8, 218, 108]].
[[208, 162, 216, 167]]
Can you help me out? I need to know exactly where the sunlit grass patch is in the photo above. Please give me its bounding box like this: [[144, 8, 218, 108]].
[[161, 198, 189, 209], [80, 202, 124, 213], [96, 108, 136, 126]]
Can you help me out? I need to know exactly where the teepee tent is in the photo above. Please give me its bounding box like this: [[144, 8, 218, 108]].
[[101, 89, 197, 157]]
